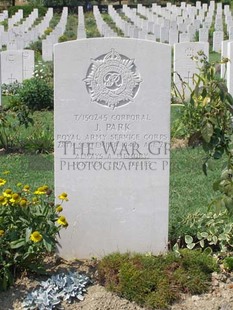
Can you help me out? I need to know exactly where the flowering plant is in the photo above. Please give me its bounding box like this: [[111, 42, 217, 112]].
[[1, 81, 22, 96], [33, 61, 53, 85], [0, 177, 68, 291]]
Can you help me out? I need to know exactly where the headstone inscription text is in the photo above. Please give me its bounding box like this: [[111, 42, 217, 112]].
[[54, 38, 171, 259]]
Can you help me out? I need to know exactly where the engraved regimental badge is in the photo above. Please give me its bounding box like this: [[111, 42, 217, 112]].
[[84, 49, 142, 109]]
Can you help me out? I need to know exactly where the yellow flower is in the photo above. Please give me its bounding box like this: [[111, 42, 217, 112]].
[[57, 215, 68, 227], [20, 199, 27, 207], [3, 171, 10, 175], [17, 182, 22, 187], [34, 186, 47, 195], [0, 230, 4, 237], [42, 185, 49, 191], [56, 205, 63, 213], [23, 185, 30, 192], [10, 193, 20, 204], [0, 195, 7, 206], [58, 192, 68, 201], [3, 188, 12, 198], [30, 231, 43, 243], [0, 178, 6, 186]]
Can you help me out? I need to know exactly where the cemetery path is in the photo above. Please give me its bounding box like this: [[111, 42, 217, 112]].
[[0, 257, 233, 310]]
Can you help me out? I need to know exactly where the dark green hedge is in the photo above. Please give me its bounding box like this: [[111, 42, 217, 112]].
[[7, 5, 47, 18]]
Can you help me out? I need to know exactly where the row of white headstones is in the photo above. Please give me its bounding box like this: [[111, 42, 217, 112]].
[[0, 2, 233, 55], [94, 2, 227, 48], [1, 2, 233, 95], [0, 7, 70, 58], [0, 8, 53, 50], [1, 41, 233, 99]]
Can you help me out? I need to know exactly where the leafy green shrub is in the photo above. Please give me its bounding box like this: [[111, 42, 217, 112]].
[[44, 27, 53, 36], [8, 5, 47, 18], [172, 53, 233, 151], [63, 13, 77, 40], [85, 12, 101, 38], [172, 53, 233, 237], [1, 82, 22, 96], [49, 13, 60, 29], [170, 104, 186, 139], [98, 250, 217, 309], [58, 34, 69, 42], [0, 95, 33, 151], [25, 121, 53, 154], [8, 5, 32, 17], [223, 257, 233, 271], [37, 6, 47, 17], [0, 178, 69, 291], [181, 210, 233, 252], [17, 77, 53, 111], [63, 30, 76, 40], [28, 40, 42, 55], [0, 20, 7, 31]]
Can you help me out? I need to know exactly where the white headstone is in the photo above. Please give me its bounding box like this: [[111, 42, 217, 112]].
[[227, 41, 233, 96], [203, 3, 208, 11], [174, 42, 209, 97], [54, 38, 171, 259], [179, 32, 190, 43], [188, 24, 196, 41], [7, 39, 17, 50], [199, 28, 209, 42], [160, 26, 169, 43], [215, 21, 223, 31], [169, 28, 178, 45], [229, 26, 233, 40], [1, 50, 23, 84], [196, 1, 201, 9], [22, 50, 35, 80], [178, 23, 187, 33], [213, 31, 224, 52], [220, 40, 231, 79], [42, 39, 54, 61]]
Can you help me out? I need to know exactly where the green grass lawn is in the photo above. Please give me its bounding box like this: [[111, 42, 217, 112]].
[[0, 153, 53, 189], [0, 148, 221, 240], [169, 146, 223, 240], [0, 102, 224, 240], [0, 102, 54, 188], [0, 146, 223, 240], [209, 51, 221, 63], [0, 140, 222, 241]]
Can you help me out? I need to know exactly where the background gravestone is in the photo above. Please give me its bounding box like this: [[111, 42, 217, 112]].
[[1, 50, 23, 84], [174, 42, 209, 97], [227, 41, 233, 96], [22, 50, 34, 80], [54, 38, 171, 259]]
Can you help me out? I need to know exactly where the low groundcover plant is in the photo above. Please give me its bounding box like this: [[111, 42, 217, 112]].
[[22, 271, 90, 309], [0, 175, 69, 291]]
